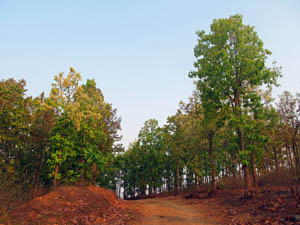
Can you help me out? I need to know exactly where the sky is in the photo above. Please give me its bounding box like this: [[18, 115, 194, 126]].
[[1, 0, 300, 148]]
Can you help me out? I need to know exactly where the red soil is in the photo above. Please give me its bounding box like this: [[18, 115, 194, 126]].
[[7, 186, 134, 225], [184, 186, 300, 224], [4, 185, 300, 225]]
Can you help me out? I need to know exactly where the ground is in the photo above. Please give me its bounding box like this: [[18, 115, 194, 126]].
[[182, 186, 300, 224], [129, 196, 221, 225], [3, 186, 134, 225], [129, 186, 300, 225], [2, 185, 300, 225]]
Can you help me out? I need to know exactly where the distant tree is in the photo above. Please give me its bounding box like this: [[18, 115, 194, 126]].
[[164, 112, 186, 194]]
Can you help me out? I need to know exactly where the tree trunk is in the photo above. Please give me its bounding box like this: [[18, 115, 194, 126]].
[[242, 164, 253, 198], [91, 163, 98, 185], [141, 176, 146, 196], [149, 184, 152, 196], [273, 146, 279, 178], [33, 147, 47, 198], [287, 145, 294, 169], [226, 165, 229, 177], [209, 133, 216, 194], [176, 159, 180, 195], [251, 151, 258, 189], [167, 169, 171, 193], [292, 141, 299, 194], [237, 128, 254, 198], [180, 174, 184, 192], [232, 161, 237, 187], [195, 174, 198, 191]]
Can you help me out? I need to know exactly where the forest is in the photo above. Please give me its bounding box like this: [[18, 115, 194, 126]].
[[1, 14, 300, 220]]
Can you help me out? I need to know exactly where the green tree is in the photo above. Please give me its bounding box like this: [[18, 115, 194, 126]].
[[47, 67, 83, 185], [29, 94, 55, 197], [137, 119, 165, 196], [189, 14, 281, 197], [0, 79, 31, 201], [47, 68, 122, 186], [164, 112, 187, 194], [179, 94, 205, 191]]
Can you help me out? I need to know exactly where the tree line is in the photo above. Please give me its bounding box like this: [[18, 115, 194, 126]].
[[0, 68, 122, 203], [1, 14, 299, 202], [115, 14, 300, 199]]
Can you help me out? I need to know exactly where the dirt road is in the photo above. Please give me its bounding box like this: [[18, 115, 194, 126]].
[[130, 196, 220, 225]]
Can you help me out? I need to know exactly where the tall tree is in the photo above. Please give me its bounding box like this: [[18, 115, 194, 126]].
[[164, 112, 186, 194], [189, 14, 281, 197], [29, 94, 55, 197]]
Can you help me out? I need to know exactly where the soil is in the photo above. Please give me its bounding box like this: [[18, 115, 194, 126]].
[[3, 185, 300, 225], [183, 186, 300, 224], [5, 186, 134, 225], [129, 196, 222, 225]]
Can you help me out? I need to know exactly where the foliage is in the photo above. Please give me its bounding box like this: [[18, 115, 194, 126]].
[[1, 14, 299, 204], [0, 68, 122, 202]]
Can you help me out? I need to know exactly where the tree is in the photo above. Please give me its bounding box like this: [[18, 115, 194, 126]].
[[47, 68, 83, 185], [277, 91, 300, 193], [164, 112, 186, 194], [189, 14, 281, 197], [115, 119, 166, 199], [137, 119, 165, 196], [179, 93, 205, 191], [29, 94, 55, 197], [0, 79, 32, 201], [0, 69, 122, 203], [47, 68, 122, 186]]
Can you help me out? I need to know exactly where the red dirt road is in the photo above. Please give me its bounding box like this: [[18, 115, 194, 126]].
[[130, 196, 220, 225]]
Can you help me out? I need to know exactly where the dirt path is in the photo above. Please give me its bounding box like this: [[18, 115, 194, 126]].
[[129, 196, 220, 225]]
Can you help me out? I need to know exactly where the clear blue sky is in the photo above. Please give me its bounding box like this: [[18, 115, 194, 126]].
[[1, 0, 299, 148]]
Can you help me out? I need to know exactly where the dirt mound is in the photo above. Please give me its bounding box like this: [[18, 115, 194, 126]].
[[8, 186, 134, 225]]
